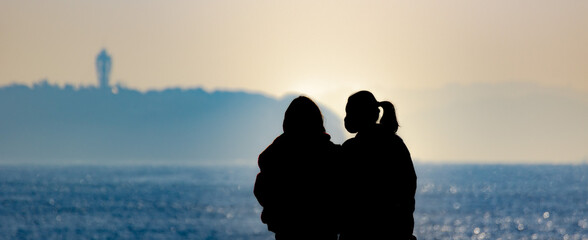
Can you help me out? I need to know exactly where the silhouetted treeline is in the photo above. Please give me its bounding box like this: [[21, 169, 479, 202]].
[[0, 82, 345, 164]]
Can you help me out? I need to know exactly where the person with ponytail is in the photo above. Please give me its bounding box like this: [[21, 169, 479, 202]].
[[339, 91, 417, 240], [254, 96, 341, 240]]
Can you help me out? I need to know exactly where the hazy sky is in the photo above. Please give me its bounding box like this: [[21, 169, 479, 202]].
[[1, 0, 587, 163]]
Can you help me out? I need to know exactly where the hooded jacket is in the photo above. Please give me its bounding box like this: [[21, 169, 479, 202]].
[[254, 132, 341, 233]]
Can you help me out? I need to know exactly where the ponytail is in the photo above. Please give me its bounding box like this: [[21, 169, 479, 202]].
[[346, 90, 400, 133], [378, 101, 399, 133]]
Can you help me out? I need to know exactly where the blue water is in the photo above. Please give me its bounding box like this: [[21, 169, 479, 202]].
[[0, 164, 586, 240]]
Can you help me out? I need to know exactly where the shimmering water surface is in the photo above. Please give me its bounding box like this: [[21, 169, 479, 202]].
[[0, 164, 586, 240]]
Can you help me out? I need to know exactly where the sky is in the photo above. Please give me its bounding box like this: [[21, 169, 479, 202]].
[[1, 0, 587, 163]]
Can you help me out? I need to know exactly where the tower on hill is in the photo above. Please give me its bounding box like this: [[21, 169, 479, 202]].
[[96, 49, 112, 89]]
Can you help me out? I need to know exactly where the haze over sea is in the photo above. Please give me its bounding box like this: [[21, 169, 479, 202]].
[[1, 52, 586, 239], [1, 164, 586, 240]]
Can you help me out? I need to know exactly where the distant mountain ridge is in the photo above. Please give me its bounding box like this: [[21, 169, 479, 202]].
[[0, 82, 345, 164]]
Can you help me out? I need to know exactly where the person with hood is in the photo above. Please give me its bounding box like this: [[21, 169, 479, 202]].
[[254, 96, 341, 240], [339, 90, 417, 240]]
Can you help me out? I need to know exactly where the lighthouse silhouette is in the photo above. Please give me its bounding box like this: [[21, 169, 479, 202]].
[[96, 49, 112, 90]]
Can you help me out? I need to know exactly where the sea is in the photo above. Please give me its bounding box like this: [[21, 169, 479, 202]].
[[0, 164, 586, 240]]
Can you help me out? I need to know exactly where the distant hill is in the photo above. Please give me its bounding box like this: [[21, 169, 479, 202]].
[[0, 82, 345, 165], [391, 82, 588, 163]]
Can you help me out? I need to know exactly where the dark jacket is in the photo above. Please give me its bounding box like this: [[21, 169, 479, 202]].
[[254, 132, 341, 233], [340, 124, 417, 238]]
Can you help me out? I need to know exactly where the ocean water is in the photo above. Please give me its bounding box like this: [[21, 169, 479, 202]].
[[0, 164, 586, 240]]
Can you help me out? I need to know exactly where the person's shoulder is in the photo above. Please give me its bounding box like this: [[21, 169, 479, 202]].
[[342, 137, 359, 149], [320, 133, 340, 145], [259, 134, 286, 159], [383, 133, 406, 149], [390, 134, 412, 159], [342, 137, 353, 146], [329, 141, 342, 149], [325, 138, 342, 153], [394, 134, 411, 147], [391, 133, 404, 142]]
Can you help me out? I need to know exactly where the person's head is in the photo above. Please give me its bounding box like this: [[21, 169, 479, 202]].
[[344, 90, 399, 133], [283, 96, 326, 135]]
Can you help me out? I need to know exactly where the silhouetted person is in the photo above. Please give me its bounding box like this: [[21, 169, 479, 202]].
[[254, 96, 341, 240], [339, 91, 417, 240]]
